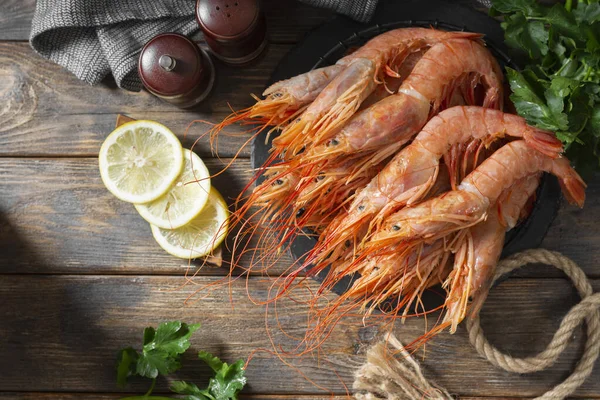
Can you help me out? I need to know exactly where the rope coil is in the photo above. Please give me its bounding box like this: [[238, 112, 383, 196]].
[[354, 249, 600, 399]]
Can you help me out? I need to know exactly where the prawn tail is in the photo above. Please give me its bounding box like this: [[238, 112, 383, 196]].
[[558, 167, 587, 208], [482, 86, 503, 111], [523, 128, 564, 158], [446, 31, 485, 42], [441, 233, 475, 333]]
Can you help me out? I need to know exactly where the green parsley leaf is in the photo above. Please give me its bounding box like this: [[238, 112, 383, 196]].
[[143, 321, 201, 356], [493, 0, 600, 171], [507, 67, 566, 130], [491, 0, 543, 16], [115, 322, 247, 400], [170, 380, 212, 400], [116, 347, 139, 388], [136, 349, 181, 379], [573, 2, 600, 24], [550, 76, 580, 97], [198, 352, 247, 400], [588, 104, 600, 135], [502, 13, 549, 58], [198, 350, 225, 373], [545, 4, 583, 41], [135, 321, 200, 379]]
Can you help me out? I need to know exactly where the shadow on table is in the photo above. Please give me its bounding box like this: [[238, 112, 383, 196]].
[[0, 211, 115, 392]]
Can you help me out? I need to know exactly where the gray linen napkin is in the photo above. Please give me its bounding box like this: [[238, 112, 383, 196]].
[[30, 0, 199, 91], [29, 0, 487, 91]]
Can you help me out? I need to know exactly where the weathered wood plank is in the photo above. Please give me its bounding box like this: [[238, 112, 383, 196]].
[[0, 157, 297, 275], [0, 395, 568, 400], [0, 0, 333, 42], [1, 158, 599, 277], [0, 0, 36, 41], [0, 395, 353, 400], [0, 41, 296, 158], [0, 275, 598, 397]]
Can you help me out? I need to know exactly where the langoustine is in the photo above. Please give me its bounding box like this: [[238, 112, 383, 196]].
[[367, 140, 585, 254], [245, 38, 505, 258], [208, 26, 588, 351], [271, 28, 482, 160], [304, 107, 562, 278], [442, 173, 542, 333], [291, 39, 503, 223], [299, 170, 541, 351], [227, 31, 468, 263], [209, 28, 481, 174]]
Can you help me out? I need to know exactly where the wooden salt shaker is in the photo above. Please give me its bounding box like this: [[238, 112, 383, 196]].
[[196, 0, 267, 65], [138, 33, 215, 108]]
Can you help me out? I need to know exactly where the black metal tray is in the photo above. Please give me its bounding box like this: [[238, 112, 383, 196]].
[[251, 0, 561, 300]]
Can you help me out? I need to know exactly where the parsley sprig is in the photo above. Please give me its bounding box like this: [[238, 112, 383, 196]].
[[491, 0, 600, 174], [116, 321, 247, 400]]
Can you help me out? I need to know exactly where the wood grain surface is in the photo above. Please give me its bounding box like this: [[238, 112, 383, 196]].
[[1, 0, 600, 398], [0, 275, 599, 397], [0, 396, 576, 400], [0, 41, 296, 158], [0, 158, 297, 275], [0, 156, 597, 277]]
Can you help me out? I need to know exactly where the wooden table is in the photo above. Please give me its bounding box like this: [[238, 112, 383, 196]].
[[1, 1, 599, 398]]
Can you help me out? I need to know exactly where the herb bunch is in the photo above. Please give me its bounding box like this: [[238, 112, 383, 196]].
[[491, 0, 600, 174], [116, 321, 247, 400]]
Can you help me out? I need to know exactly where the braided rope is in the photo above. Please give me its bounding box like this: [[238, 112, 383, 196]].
[[353, 249, 600, 399], [466, 249, 600, 399]]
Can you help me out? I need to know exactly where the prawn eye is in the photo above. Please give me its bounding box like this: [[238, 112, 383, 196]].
[[358, 204, 365, 211], [391, 225, 400, 231], [272, 92, 283, 98], [296, 207, 306, 217], [344, 240, 351, 248], [329, 139, 340, 146], [295, 117, 302, 123], [274, 179, 284, 186], [317, 174, 325, 181]]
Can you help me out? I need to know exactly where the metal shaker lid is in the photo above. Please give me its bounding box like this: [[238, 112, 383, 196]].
[[196, 0, 260, 40]]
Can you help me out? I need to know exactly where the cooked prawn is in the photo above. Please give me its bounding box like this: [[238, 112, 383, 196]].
[[443, 173, 542, 332], [368, 140, 585, 252], [306, 107, 560, 276], [272, 29, 483, 160], [285, 40, 506, 238], [298, 39, 505, 166], [260, 40, 507, 265], [306, 174, 541, 350]]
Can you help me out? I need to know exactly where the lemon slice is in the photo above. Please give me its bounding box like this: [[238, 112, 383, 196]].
[[135, 149, 211, 229], [99, 120, 184, 204], [151, 188, 229, 259]]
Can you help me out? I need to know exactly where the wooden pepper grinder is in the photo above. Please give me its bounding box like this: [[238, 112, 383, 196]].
[[196, 0, 267, 65], [138, 33, 215, 108]]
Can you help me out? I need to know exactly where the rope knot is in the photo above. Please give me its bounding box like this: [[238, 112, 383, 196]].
[[354, 249, 600, 400]]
